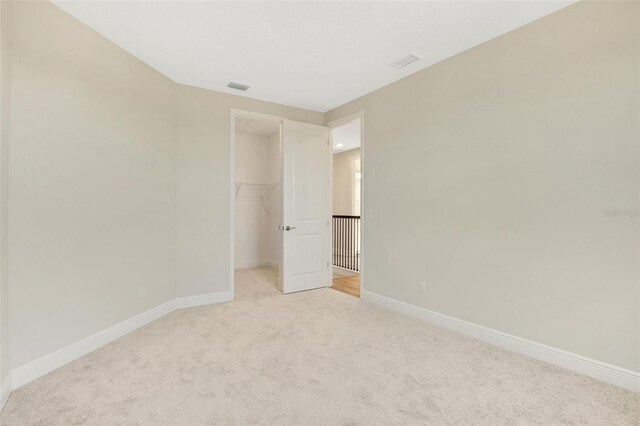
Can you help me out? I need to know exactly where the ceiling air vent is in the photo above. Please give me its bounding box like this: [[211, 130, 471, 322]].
[[227, 82, 250, 91], [390, 53, 422, 70]]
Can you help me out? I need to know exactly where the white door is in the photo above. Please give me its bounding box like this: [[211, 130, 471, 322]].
[[281, 120, 331, 294]]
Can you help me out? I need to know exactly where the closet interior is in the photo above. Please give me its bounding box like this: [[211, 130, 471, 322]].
[[234, 118, 281, 280]]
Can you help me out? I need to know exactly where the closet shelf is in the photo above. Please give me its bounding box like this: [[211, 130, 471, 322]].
[[235, 181, 280, 198]]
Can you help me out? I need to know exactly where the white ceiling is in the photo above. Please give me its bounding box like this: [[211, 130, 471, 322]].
[[333, 119, 361, 154], [53, 1, 574, 112]]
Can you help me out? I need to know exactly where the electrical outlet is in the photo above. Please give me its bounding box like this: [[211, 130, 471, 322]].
[[366, 210, 373, 219], [139, 286, 146, 298], [418, 281, 427, 294]]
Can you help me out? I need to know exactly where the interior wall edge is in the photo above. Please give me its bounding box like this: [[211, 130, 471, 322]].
[[0, 0, 13, 398]]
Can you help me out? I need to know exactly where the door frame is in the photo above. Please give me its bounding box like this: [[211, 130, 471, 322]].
[[229, 109, 284, 300], [326, 111, 365, 297]]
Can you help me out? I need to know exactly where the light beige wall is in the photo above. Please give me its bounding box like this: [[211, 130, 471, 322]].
[[326, 1, 640, 371], [176, 85, 323, 297], [1, 0, 324, 372], [6, 1, 178, 368], [0, 0, 12, 386], [333, 148, 360, 216]]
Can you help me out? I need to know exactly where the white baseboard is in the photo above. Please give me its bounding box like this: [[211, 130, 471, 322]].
[[361, 290, 640, 393], [175, 290, 233, 309], [235, 259, 278, 270], [9, 290, 232, 392], [0, 376, 11, 413], [10, 300, 174, 390]]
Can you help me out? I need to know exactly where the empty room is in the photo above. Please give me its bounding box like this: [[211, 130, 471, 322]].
[[0, 0, 638, 425]]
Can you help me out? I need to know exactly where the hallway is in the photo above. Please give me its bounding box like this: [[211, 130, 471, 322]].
[[331, 275, 360, 298]]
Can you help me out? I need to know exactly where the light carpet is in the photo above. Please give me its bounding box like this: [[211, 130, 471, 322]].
[[1, 267, 638, 425]]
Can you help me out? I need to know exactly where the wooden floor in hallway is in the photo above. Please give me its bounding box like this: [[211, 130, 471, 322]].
[[331, 275, 360, 298]]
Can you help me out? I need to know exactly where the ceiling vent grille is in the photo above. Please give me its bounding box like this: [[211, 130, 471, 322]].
[[227, 82, 250, 91], [390, 53, 422, 69]]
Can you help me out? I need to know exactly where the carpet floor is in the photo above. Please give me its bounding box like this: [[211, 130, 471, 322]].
[[1, 267, 638, 425]]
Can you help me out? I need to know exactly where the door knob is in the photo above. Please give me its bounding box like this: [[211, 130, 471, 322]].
[[284, 226, 296, 231]]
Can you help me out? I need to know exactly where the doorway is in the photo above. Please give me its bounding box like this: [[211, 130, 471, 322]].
[[328, 113, 364, 298], [230, 110, 333, 299], [232, 114, 282, 295]]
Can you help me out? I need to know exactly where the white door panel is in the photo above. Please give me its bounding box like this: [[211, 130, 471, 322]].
[[282, 120, 331, 294]]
